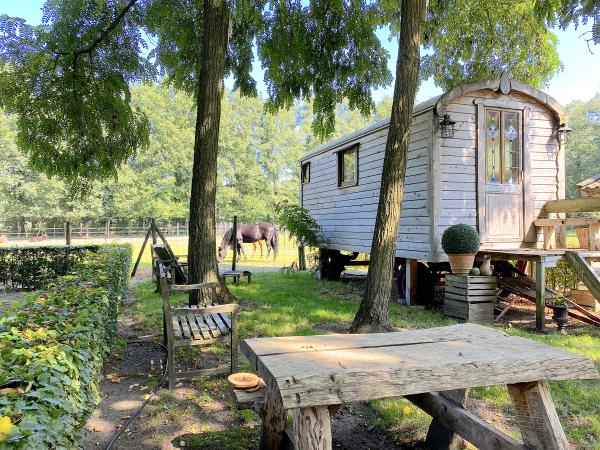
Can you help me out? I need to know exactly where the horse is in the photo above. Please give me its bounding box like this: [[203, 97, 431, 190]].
[[218, 222, 279, 262]]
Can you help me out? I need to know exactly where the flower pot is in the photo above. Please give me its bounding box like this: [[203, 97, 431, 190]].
[[447, 253, 475, 276], [548, 304, 569, 331]]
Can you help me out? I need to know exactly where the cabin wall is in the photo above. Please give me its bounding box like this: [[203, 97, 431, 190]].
[[433, 89, 561, 255], [301, 111, 434, 260]]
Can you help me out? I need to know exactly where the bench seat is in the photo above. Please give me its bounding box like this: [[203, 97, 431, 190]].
[[171, 307, 232, 346], [221, 270, 252, 285]]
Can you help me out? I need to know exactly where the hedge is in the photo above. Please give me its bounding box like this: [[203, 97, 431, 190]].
[[0, 244, 132, 448], [0, 246, 100, 290]]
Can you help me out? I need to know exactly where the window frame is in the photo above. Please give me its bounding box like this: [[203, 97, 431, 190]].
[[301, 162, 310, 184], [485, 107, 523, 185], [337, 144, 359, 188]]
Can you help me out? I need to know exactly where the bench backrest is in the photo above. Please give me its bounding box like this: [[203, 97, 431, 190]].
[[544, 198, 600, 214], [153, 244, 188, 284]]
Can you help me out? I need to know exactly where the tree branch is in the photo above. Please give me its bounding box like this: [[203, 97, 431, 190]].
[[56, 0, 139, 58]]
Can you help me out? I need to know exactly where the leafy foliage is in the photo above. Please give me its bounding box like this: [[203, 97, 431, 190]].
[[0, 244, 131, 448], [0, 245, 99, 290], [441, 224, 481, 254], [422, 0, 562, 89], [535, 0, 600, 45], [0, 4, 150, 185], [275, 202, 323, 247], [565, 94, 600, 198]]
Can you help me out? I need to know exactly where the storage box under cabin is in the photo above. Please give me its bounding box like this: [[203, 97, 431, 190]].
[[300, 77, 567, 287]]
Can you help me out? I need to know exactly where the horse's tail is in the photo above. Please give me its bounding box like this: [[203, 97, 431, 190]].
[[271, 226, 279, 261]]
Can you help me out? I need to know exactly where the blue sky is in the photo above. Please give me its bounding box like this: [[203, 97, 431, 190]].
[[2, 0, 599, 105]]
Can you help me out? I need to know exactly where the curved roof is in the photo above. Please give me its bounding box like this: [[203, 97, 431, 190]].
[[301, 75, 566, 161]]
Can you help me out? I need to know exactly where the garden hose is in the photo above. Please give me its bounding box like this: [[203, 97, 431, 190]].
[[104, 340, 168, 450]]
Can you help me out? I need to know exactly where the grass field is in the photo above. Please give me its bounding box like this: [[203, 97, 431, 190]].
[[126, 272, 600, 449]]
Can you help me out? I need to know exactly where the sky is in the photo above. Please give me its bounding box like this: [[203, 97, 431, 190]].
[[2, 0, 599, 106]]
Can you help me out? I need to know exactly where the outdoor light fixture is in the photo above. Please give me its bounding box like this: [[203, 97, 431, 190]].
[[439, 114, 456, 138], [557, 123, 572, 146]]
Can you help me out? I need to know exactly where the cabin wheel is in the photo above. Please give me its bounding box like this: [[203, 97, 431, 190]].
[[396, 262, 434, 305]]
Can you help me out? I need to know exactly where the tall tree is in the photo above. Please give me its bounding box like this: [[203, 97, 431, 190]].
[[352, 0, 563, 332], [565, 94, 600, 197], [0, 0, 391, 295]]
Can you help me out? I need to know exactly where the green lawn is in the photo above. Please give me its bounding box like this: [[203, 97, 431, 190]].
[[129, 271, 600, 449]]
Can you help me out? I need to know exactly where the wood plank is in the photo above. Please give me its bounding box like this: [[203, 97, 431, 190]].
[[406, 392, 527, 450], [196, 315, 212, 339], [220, 313, 232, 330], [204, 313, 222, 338], [446, 286, 497, 297], [172, 316, 182, 339], [444, 292, 497, 304], [543, 198, 600, 213], [212, 313, 230, 334], [186, 313, 202, 340], [534, 217, 600, 226], [232, 388, 265, 410], [242, 325, 598, 409], [179, 315, 192, 339]]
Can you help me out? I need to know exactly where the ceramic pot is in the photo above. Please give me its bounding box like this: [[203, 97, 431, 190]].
[[480, 255, 494, 276], [447, 253, 475, 276]]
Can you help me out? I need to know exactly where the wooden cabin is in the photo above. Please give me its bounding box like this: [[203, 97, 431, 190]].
[[578, 175, 600, 198], [300, 76, 569, 274]]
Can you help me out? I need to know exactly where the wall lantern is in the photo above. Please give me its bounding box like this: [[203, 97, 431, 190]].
[[439, 114, 456, 138], [557, 123, 572, 146]]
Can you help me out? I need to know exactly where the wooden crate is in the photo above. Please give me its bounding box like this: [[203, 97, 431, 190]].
[[444, 275, 496, 323]]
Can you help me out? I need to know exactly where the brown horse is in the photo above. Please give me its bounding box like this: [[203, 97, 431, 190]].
[[217, 222, 279, 262]]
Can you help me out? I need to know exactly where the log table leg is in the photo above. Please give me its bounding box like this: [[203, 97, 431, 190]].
[[260, 384, 287, 450], [292, 405, 332, 450], [425, 389, 469, 450], [507, 381, 569, 450]]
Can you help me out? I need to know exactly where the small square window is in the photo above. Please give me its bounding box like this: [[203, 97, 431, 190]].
[[301, 162, 310, 184], [337, 145, 358, 188]]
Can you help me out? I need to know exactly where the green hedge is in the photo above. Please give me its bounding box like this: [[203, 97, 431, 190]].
[[0, 244, 132, 448], [0, 246, 100, 290]]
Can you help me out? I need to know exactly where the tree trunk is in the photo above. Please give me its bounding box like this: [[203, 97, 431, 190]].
[[187, 0, 231, 303], [351, 0, 426, 333]]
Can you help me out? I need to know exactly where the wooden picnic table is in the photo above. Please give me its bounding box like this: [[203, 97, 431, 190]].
[[242, 324, 598, 450]]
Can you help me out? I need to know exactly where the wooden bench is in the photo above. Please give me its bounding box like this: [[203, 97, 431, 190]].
[[153, 244, 188, 284], [535, 198, 600, 250], [221, 270, 252, 285], [242, 324, 598, 450], [159, 277, 239, 389]]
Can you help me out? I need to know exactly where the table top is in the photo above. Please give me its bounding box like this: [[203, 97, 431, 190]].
[[242, 324, 598, 409]]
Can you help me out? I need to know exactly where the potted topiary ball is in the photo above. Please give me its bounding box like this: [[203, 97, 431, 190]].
[[441, 224, 481, 276]]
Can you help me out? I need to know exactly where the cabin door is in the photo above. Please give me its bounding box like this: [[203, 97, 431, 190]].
[[479, 108, 524, 243]]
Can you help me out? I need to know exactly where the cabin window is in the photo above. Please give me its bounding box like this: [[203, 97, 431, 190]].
[[485, 109, 521, 184], [337, 145, 358, 187], [301, 162, 310, 184]]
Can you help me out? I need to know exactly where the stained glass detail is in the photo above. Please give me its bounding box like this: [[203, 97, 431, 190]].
[[486, 109, 521, 184]]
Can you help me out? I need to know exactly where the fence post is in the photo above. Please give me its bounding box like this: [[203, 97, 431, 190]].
[[232, 216, 238, 271], [298, 245, 306, 271], [64, 221, 71, 245]]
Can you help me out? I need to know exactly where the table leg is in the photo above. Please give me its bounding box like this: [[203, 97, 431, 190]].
[[425, 389, 469, 450], [292, 405, 332, 450], [260, 384, 287, 450], [535, 259, 546, 332], [507, 381, 569, 450]]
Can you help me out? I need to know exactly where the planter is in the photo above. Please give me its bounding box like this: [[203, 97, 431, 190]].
[[447, 253, 476, 276], [548, 304, 569, 331]]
